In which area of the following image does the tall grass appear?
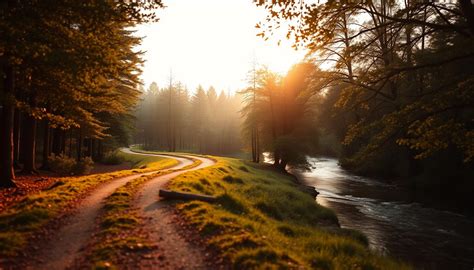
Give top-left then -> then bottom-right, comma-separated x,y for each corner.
169,157 -> 410,269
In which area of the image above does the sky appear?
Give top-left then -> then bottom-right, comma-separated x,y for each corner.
135,0 -> 306,94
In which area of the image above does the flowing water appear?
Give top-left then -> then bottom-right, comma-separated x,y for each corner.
292,157 -> 474,270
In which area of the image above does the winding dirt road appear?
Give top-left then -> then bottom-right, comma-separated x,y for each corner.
28,149 -> 215,270
133,153 -> 215,269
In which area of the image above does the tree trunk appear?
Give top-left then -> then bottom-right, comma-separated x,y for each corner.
86,138 -> 92,157
40,120 -> 50,170
0,62 -> 16,187
97,140 -> 103,160
273,150 -> 280,167
460,0 -> 474,35
278,158 -> 288,171
91,139 -> 96,160
61,129 -> 66,154
52,128 -> 62,155
255,127 -> 260,163
13,108 -> 21,169
68,130 -> 73,158
76,130 -> 83,161
251,129 -> 256,162
22,112 -> 38,174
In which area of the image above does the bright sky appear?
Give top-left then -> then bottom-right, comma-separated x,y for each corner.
135,0 -> 306,93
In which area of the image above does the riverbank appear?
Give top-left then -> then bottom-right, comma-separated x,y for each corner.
297,156 -> 474,269
1,151 -> 411,269
167,155 -> 409,269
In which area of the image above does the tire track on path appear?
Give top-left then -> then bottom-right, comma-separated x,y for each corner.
131,152 -> 217,269
31,149 -> 193,270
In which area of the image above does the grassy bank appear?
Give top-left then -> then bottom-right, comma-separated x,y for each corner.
116,150 -> 179,171
168,156 -> 410,269
131,145 -> 252,160
0,151 -> 175,258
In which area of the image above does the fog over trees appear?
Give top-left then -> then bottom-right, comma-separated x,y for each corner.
134,82 -> 243,155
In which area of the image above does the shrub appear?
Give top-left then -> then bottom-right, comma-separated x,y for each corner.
48,154 -> 94,175
48,154 -> 76,175
74,157 -> 94,175
101,151 -> 125,165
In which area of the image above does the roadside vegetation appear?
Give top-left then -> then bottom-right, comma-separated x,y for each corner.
84,153 -> 202,269
168,156 -> 410,269
86,173 -> 161,269
0,151 -> 175,257
116,150 -> 179,171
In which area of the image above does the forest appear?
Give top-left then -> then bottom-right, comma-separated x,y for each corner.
134,83 -> 242,154
254,0 -> 474,211
1,0 -> 473,269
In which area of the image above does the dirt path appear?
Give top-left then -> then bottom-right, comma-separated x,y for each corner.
30,150 -> 195,270
132,154 -> 216,269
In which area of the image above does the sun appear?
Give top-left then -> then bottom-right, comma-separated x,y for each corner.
135,0 -> 305,92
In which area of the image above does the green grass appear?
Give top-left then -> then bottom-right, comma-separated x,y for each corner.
128,146 -> 205,159
0,151 -> 176,257
87,155 -> 203,269
168,156 -> 410,269
117,150 -> 178,171
87,174 -> 160,269
131,144 -> 252,160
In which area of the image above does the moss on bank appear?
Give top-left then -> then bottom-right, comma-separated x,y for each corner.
168,156 -> 410,269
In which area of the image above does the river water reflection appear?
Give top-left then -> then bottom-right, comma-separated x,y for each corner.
291,157 -> 474,270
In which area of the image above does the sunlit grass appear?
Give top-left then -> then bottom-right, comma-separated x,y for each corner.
0,153 -> 175,257
116,150 -> 178,172
88,174 -> 160,269
168,156 -> 411,269
128,145 -> 206,158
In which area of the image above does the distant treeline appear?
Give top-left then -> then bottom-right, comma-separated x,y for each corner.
134,83 -> 242,155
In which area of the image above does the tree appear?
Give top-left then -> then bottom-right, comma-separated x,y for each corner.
134,82 -> 243,155
257,0 -> 474,170
241,63 -> 322,170
0,1 -> 164,186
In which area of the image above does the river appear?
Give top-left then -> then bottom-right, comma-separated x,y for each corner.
292,157 -> 474,270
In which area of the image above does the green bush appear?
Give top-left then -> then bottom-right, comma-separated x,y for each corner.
101,151 -> 125,165
48,154 -> 76,175
48,154 -> 94,175
74,157 -> 94,175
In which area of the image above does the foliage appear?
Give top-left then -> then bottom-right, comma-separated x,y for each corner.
47,154 -> 94,175
0,0 -> 165,186
101,151 -> 125,165
134,83 -> 243,154
74,157 -> 94,175
256,1 -> 474,182
168,156 -> 410,269
48,154 -> 77,175
241,63 -> 323,169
